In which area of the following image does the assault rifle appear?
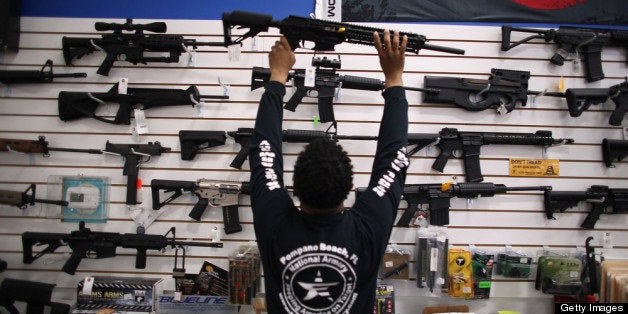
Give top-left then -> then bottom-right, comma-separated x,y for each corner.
179,130 -> 226,160
22,221 -> 223,275
0,278 -> 71,314
501,25 -> 628,82
251,57 -> 437,122
423,68 -> 564,114
602,138 -> 627,168
222,10 -> 465,55
565,78 -> 627,126
151,179 -> 250,234
356,182 -> 549,226
0,184 -> 68,209
227,124 -> 439,169
544,185 -> 628,229
0,136 -> 170,205
430,128 -> 574,182
58,83 -> 228,125
63,18 -> 224,76
0,59 -> 86,84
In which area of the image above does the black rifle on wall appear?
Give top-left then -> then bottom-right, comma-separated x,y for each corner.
58,83 -> 228,125
251,56 -> 438,123
0,136 -> 170,205
222,10 -> 465,55
22,221 -> 223,275
544,185 -> 628,229
62,19 -> 224,76
356,182 -> 550,226
501,25 -> 628,82
151,179 -> 250,234
564,78 -> 627,126
0,59 -> 86,84
227,124 -> 438,169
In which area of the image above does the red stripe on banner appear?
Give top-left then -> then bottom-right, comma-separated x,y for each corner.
512,0 -> 586,10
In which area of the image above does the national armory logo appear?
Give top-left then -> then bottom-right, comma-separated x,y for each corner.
280,252 -> 357,313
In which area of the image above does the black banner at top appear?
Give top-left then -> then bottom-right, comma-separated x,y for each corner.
341,0 -> 628,25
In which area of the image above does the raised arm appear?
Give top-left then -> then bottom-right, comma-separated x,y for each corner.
249,37 -> 296,232
354,30 -> 410,229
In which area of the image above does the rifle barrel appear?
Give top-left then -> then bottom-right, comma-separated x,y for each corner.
505,186 -> 552,192
173,240 -> 223,248
199,94 -> 230,99
48,147 -> 103,154
192,41 -> 226,47
335,134 -> 378,141
33,198 -> 69,206
527,90 -> 565,97
53,73 -> 88,78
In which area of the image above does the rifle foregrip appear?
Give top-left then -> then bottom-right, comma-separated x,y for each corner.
61,252 -> 83,275
223,205 -> 242,234
341,75 -> 385,91
581,204 -> 604,229
284,88 -> 308,112
500,25 -> 513,51
189,198 -> 209,221
283,129 -> 328,143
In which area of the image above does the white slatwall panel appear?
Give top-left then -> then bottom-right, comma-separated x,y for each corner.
0,17 -> 627,312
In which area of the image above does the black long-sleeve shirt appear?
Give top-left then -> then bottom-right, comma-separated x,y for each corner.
249,81 -> 409,313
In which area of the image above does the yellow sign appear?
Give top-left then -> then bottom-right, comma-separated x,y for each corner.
509,158 -> 560,177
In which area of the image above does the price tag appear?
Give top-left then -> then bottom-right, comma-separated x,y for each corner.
228,45 -> 241,62
509,158 -> 560,177
133,109 -> 149,135
82,277 -> 95,295
118,78 -> 128,94
304,66 -> 316,87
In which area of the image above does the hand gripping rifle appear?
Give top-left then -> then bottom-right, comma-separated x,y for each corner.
501,25 -> 628,82
151,179 -> 250,234
356,182 -> 550,227
251,56 -> 438,123
0,184 -> 68,209
0,136 -> 170,205
178,130 -> 227,161
544,185 -> 628,229
0,278 -> 71,314
0,59 -> 86,85
432,127 -> 574,182
22,221 -> 223,275
564,78 -> 627,126
58,83 -> 229,125
423,68 -> 565,114
602,138 -> 628,168
227,123 -> 439,169
222,10 -> 465,55
63,18 -> 224,76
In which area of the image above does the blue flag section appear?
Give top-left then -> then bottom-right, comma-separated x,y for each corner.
21,0 -> 313,20
341,0 -> 628,25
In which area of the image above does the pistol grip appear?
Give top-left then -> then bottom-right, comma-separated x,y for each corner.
61,252 -> 84,275
96,53 -> 116,76
581,203 -> 605,229
284,87 -> 308,112
189,198 -> 209,221
396,201 -> 419,227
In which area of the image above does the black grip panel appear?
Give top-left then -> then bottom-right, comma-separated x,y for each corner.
283,129 -> 329,143
135,249 -> 148,269
189,198 -> 209,221
61,252 -> 84,275
341,75 -> 384,91
583,45 -> 605,82
395,202 -> 419,227
500,25 -> 513,51
581,203 -> 605,229
223,205 -> 242,234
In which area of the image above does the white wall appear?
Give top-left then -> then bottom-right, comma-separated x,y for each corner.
0,17 -> 627,313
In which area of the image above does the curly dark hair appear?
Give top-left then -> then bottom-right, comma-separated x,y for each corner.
293,138 -> 354,212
